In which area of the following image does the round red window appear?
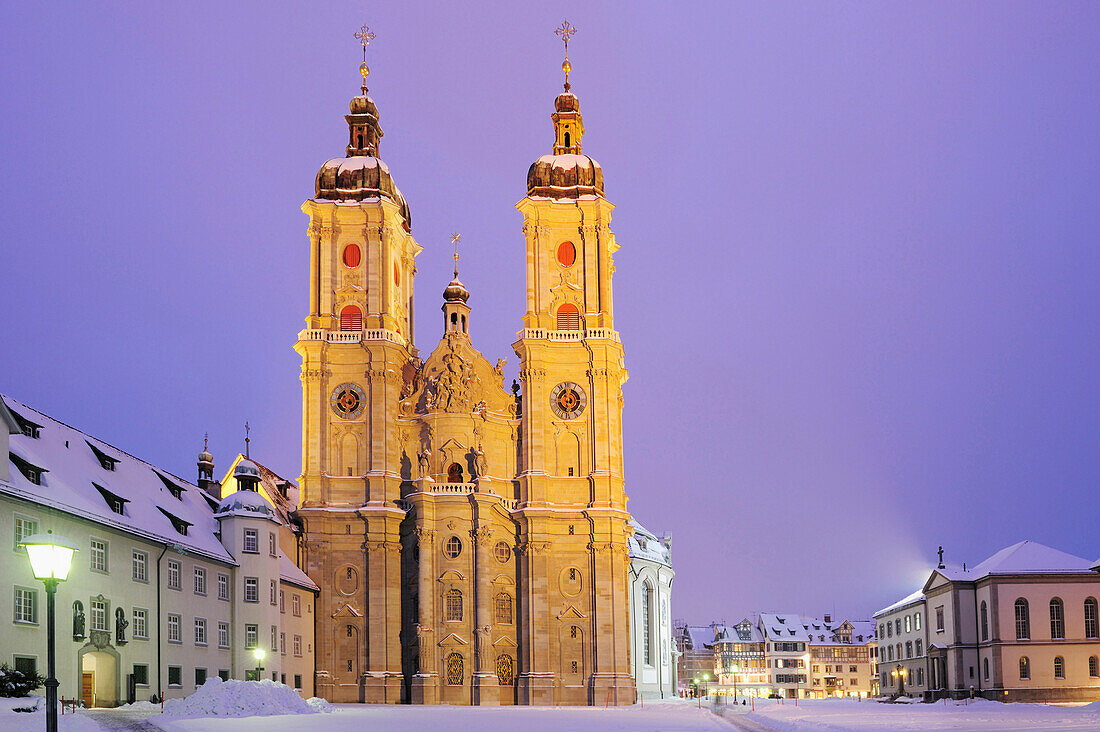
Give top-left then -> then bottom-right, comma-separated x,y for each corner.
557,241 -> 576,267
342,244 -> 361,268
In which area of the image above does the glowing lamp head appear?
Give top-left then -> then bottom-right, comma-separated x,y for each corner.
20,531 -> 77,581
703,673 -> 710,681
252,648 -> 266,662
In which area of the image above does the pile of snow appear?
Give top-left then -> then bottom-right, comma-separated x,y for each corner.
115,699 -> 162,711
0,696 -> 98,732
162,678 -> 332,718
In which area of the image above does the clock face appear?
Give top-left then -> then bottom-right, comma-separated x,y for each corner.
551,382 -> 587,420
330,382 -> 366,420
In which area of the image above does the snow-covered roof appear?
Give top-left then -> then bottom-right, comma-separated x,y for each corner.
2,394 -> 234,563
929,541 -> 1094,585
711,619 -> 764,645
756,613 -> 875,646
278,552 -> 319,592
759,613 -> 812,642
680,625 -> 718,650
875,588 -> 926,618
628,517 -> 671,567
215,488 -> 279,522
218,454 -> 300,525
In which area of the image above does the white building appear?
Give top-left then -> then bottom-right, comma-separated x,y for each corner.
2,394 -> 317,706
758,613 -> 811,698
627,519 -> 676,700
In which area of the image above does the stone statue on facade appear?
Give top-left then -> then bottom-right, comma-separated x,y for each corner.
72,600 -> 85,639
473,443 -> 488,478
115,607 -> 128,645
417,450 -> 431,479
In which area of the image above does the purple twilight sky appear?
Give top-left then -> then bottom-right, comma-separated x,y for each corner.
2,2 -> 1098,624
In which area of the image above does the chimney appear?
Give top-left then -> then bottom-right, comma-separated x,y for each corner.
824,614 -> 832,624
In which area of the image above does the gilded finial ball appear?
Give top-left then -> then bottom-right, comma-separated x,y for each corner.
360,62 -> 370,78
562,59 -> 572,75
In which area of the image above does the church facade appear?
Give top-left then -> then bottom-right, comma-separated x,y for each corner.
294,46 -> 637,705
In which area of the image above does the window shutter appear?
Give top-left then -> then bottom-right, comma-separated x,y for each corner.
556,304 -> 580,331
339,306 -> 362,331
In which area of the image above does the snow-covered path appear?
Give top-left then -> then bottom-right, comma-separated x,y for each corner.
84,710 -> 161,731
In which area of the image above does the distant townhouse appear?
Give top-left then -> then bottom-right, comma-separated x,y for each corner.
712,619 -> 768,699
674,621 -> 722,693
758,613 -> 810,698
2,394 -> 317,707
628,519 -> 677,700
806,617 -> 876,698
873,589 -> 929,697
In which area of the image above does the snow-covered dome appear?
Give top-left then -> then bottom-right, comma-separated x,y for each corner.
215,489 -> 276,521
233,458 -> 261,482
527,153 -> 604,199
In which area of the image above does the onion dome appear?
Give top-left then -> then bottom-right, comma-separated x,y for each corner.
215,488 -> 276,521
526,86 -> 604,199
314,87 -> 412,228
234,458 -> 261,483
443,276 -> 469,303
198,448 -> 213,467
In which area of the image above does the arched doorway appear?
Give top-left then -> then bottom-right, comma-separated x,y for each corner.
79,648 -> 119,707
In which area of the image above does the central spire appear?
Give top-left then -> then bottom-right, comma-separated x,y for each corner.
346,23 -> 383,157
552,20 -> 583,155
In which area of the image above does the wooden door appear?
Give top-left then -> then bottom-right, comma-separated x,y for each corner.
81,671 -> 95,708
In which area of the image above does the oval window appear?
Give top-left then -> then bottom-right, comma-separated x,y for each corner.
557,241 -> 576,267
342,244 -> 361,268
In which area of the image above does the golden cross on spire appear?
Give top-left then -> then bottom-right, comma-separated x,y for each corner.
555,20 -> 577,91
450,232 -> 462,278
203,432 -> 209,451
354,24 -> 376,93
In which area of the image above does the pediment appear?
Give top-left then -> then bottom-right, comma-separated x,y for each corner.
401,334 -> 515,416
331,603 -> 362,619
492,635 -> 517,648
491,573 -> 515,586
438,438 -> 467,452
438,632 -> 468,647
557,604 -> 586,620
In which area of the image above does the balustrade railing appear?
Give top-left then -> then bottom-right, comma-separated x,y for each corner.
300,328 -> 406,346
517,327 -> 620,343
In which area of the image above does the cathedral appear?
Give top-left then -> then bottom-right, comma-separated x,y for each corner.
294,27 -> 637,705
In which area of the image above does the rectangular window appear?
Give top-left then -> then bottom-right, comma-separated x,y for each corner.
217,573 -> 230,601
132,551 -> 147,582
91,599 -> 108,632
915,612 -> 922,631
269,532 -> 277,557
280,590 -> 285,613
168,666 -> 182,687
905,616 -> 911,633
280,632 -> 286,655
935,606 -> 945,632
90,538 -> 108,573
218,669 -> 230,681
167,560 -> 181,590
14,516 -> 38,550
271,625 -> 278,652
194,618 -> 207,645
270,580 -> 277,605
133,608 -> 148,639
218,621 -> 230,649
243,529 -> 259,554
245,624 -> 258,649
194,567 -> 207,595
292,594 -> 301,617
294,674 -> 302,689
195,668 -> 207,686
293,634 -> 302,657
244,577 -> 258,603
14,586 -> 37,624
13,656 -> 37,676
906,641 -> 912,659
915,639 -> 922,657
167,613 -> 181,643
133,664 -> 149,686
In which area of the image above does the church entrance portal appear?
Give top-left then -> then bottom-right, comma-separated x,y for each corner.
79,649 -> 119,707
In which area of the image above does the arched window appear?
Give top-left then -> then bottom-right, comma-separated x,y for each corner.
1054,656 -> 1064,679
342,244 -> 361,268
914,612 -> 921,631
1019,656 -> 1030,680
445,652 -> 463,685
642,583 -> 653,666
556,303 -> 580,331
1015,599 -> 1030,640
339,305 -> 362,331
444,588 -> 462,621
1090,656 -> 1099,678
496,654 -> 515,685
564,132 -> 571,148
980,601 -> 988,641
447,463 -> 463,483
905,615 -> 911,633
1050,598 -> 1065,639
356,133 -> 364,149
495,593 -> 512,625
983,658 -> 989,680
1085,598 -> 1098,639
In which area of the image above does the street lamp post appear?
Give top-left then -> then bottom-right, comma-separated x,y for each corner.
252,648 -> 266,681
20,531 -> 78,732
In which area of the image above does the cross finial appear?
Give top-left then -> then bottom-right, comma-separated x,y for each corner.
937,545 -> 945,569
451,232 -> 462,278
244,421 -> 251,459
555,20 -> 577,91
203,432 -> 208,451
354,24 -> 376,93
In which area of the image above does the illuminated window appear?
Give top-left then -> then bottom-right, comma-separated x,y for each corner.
445,589 -> 462,621
495,593 -> 512,624
447,463 -> 463,483
496,654 -> 514,685
1019,656 -> 1030,680
556,304 -> 580,331
339,305 -> 362,331
446,653 -> 464,685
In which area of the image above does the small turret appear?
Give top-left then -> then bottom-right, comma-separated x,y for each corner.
442,233 -> 471,336
197,434 -> 220,499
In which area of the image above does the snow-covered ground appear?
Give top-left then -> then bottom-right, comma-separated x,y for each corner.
151,699 -> 729,732
729,696 -> 1100,731
0,696 -> 99,732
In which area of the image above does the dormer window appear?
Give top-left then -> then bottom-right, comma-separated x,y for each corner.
10,453 -> 46,485
87,441 -> 119,471
10,410 -> 42,439
157,507 -> 191,536
93,482 -> 129,516
155,471 -> 185,500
